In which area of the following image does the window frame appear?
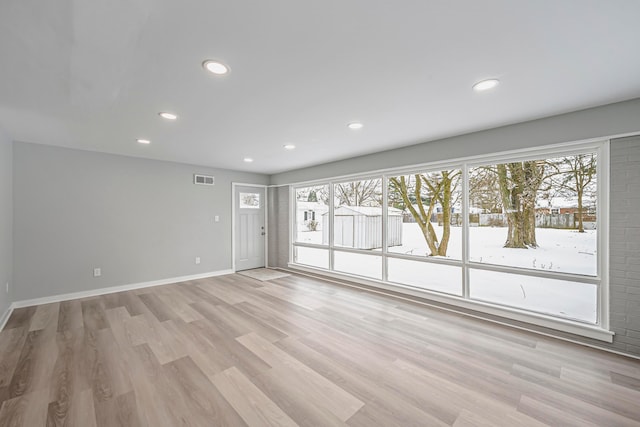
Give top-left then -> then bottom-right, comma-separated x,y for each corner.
288,139 -> 611,342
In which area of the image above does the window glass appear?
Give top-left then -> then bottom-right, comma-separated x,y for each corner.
294,246 -> 329,269
468,153 -> 597,276
333,179 -> 383,249
334,251 -> 382,280
387,170 -> 462,259
294,186 -> 328,244
469,269 -> 597,323
387,258 -> 462,296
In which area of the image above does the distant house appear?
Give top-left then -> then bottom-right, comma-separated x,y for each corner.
322,206 -> 403,249
296,201 -> 329,231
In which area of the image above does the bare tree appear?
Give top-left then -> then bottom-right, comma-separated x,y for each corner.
335,179 -> 381,206
389,170 -> 460,256
469,166 -> 503,213
547,154 -> 597,232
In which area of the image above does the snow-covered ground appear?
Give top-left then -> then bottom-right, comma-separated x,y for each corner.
295,223 -> 598,323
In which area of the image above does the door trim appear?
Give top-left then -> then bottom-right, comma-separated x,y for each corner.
231,182 -> 268,272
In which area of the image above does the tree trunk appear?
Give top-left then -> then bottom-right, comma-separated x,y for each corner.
437,172 -> 452,256
577,187 -> 584,232
497,164 -> 526,248
496,162 -> 541,248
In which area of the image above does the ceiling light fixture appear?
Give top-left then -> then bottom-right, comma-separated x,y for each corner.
136,139 -> 151,144
283,144 -> 296,150
203,60 -> 230,75
348,122 -> 363,130
472,79 -> 500,92
158,112 -> 178,120
243,157 -> 253,163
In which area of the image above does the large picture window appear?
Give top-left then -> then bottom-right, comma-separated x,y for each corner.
290,142 -> 607,338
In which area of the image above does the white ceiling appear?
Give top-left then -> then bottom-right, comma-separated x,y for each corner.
1,1 -> 639,174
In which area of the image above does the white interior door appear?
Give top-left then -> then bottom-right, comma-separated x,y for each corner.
234,185 -> 266,271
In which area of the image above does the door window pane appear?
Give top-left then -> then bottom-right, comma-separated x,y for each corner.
469,269 -> 597,323
294,186 -> 328,244
468,153 -> 597,276
239,192 -> 260,209
387,258 -> 462,295
388,170 -> 462,259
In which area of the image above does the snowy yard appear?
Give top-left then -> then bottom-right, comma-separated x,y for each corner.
295,223 -> 598,323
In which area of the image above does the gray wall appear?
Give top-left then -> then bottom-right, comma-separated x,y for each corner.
13,142 -> 268,301
0,130 -> 12,315
267,185 -> 290,268
271,98 -> 640,185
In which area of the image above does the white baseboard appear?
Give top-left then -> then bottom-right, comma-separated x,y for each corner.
0,269 -> 233,330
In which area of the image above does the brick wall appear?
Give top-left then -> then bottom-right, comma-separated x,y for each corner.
608,135 -> 640,355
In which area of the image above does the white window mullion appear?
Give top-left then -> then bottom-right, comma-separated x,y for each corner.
462,164 -> 470,299
382,175 -> 389,282
328,182 -> 335,271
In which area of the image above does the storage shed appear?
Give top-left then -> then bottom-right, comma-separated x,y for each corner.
322,206 -> 403,249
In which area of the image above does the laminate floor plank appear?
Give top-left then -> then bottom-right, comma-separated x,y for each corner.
212,366 -> 299,427
0,272 -> 639,426
4,307 -> 37,330
46,328 -> 83,426
94,391 -> 145,427
129,343 -> 193,427
67,388 -> 97,427
137,293 -> 178,322
234,301 -> 312,339
81,299 -> 109,331
162,356 -> 248,427
0,389 -> 48,427
57,300 -> 83,333
276,336 -> 453,427
8,328 -> 57,400
195,281 -> 248,305
178,282 -> 228,305
29,303 -> 59,332
237,332 -> 364,422
611,371 -> 640,391
136,313 -> 188,365
189,319 -> 272,378
0,326 -> 28,392
249,369 -> 349,427
156,293 -> 204,323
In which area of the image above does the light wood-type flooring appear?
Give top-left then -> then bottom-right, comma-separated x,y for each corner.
0,272 -> 639,426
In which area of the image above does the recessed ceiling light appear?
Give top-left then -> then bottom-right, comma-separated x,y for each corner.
472,79 -> 500,92
283,144 -> 296,150
136,139 -> 151,144
203,60 -> 230,75
158,112 -> 178,120
243,157 -> 253,163
348,122 -> 363,130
